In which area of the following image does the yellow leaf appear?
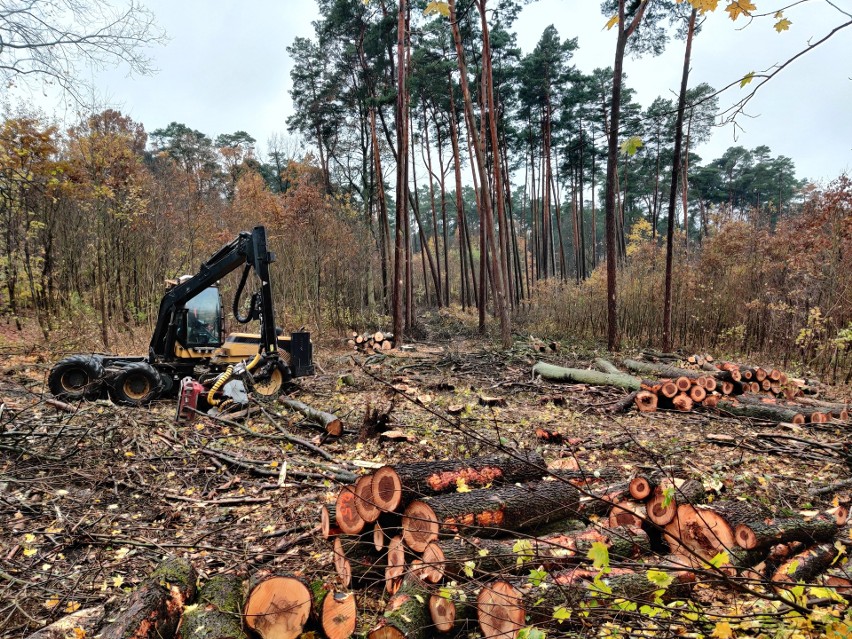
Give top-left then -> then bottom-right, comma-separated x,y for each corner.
739,71 -> 755,88
112,575 -> 124,588
45,597 -> 60,609
24,533 -> 36,543
605,14 -> 619,30
712,621 -> 735,638
72,628 -> 86,639
424,1 -> 450,17
23,547 -> 37,557
726,0 -> 756,20
262,525 -> 276,533
269,461 -> 279,468
774,18 -> 791,32
64,601 -> 81,613
114,547 -> 130,560
692,0 -> 720,12
456,477 -> 471,493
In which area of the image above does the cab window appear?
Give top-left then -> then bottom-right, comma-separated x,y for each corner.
183,287 -> 222,347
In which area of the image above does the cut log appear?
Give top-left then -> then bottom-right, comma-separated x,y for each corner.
321,505 -> 341,539
320,590 -> 357,639
100,557 -> 197,639
772,543 -> 840,586
180,574 -> 247,639
608,501 -> 645,528
477,581 -> 526,639
646,479 -> 705,526
373,331 -> 385,342
333,535 -> 384,589
25,607 -> 104,639
367,575 -> 432,639
703,393 -> 720,408
716,398 -> 805,424
533,362 -> 641,391
634,391 -> 658,413
576,481 -> 633,519
425,525 -> 649,581
385,535 -> 407,588
660,381 -> 679,398
735,513 -> 839,551
402,479 -> 580,552
593,358 -> 622,375
664,503 -> 754,562
353,474 -> 381,523
672,393 -> 694,412
280,399 -> 343,437
335,486 -> 365,535
689,385 -> 707,403
244,576 -> 312,639
702,377 -> 718,392
429,592 -> 474,634
629,468 -> 682,502
623,359 -> 707,381
371,451 -> 545,513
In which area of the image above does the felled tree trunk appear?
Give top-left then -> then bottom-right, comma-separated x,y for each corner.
280,399 -> 343,436
646,479 -> 705,526
402,479 -> 580,551
772,543 -> 841,587
735,513 -> 839,551
371,451 -> 545,512
244,576 -> 313,639
425,525 -> 649,580
100,558 -> 197,639
25,607 -> 105,639
179,575 -> 247,639
367,575 -> 432,639
533,362 -> 641,391
716,398 -> 804,424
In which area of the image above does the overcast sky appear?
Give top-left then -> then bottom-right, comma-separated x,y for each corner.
12,0 -> 852,183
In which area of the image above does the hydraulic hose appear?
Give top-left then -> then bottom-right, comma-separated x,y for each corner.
207,365 -> 234,407
207,353 -> 263,407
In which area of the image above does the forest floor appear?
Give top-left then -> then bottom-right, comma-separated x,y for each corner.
2,312 -> 851,638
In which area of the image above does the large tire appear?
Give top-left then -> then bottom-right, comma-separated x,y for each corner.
110,363 -> 163,406
48,355 -> 104,400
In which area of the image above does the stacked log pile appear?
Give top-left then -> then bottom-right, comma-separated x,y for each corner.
72,557 -> 356,639
347,331 -> 394,353
534,358 -> 849,425
320,454 -> 852,639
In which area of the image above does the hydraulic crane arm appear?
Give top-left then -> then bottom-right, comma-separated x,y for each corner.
148,226 -> 278,362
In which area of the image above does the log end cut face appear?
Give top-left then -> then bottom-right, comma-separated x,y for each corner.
336,486 -> 366,535
332,538 -> 352,589
354,474 -> 381,523
244,577 -> 312,639
385,535 -> 406,586
429,594 -> 456,632
420,542 -> 445,583
477,581 -> 524,639
402,501 -> 439,552
372,467 -> 402,512
321,591 -> 357,639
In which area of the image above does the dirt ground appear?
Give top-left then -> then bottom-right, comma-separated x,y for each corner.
2,322 -> 851,638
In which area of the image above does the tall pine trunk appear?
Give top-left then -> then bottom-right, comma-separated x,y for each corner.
663,8 -> 697,352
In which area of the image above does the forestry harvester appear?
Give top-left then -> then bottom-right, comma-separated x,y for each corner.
47,226 -> 314,409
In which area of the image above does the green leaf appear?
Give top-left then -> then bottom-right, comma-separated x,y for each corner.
786,559 -> 800,575
619,136 -> 644,157
661,485 -> 675,508
528,568 -> 547,587
462,560 -> 475,578
513,539 -> 534,565
517,627 -> 546,639
589,575 -> 612,596
587,541 -> 610,570
438,587 -> 453,600
740,71 -> 755,88
646,569 -> 674,589
708,551 -> 729,569
552,607 -> 571,623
